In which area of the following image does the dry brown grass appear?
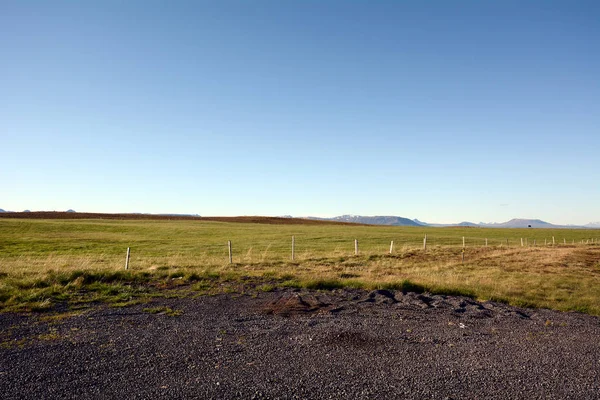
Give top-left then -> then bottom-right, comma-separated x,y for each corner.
2,245 -> 600,314
1,218 -> 599,314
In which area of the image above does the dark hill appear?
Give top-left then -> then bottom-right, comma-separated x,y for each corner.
328,215 -> 422,226
0,212 -> 357,226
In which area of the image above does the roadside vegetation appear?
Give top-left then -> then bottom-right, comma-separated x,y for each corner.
0,218 -> 599,315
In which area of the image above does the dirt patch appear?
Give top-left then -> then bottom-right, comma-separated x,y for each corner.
561,248 -> 600,268
265,293 -> 331,316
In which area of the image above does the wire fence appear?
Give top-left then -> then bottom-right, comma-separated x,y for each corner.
3,233 -> 598,270
118,235 -> 600,267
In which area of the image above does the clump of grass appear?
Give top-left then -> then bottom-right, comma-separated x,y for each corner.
28,300 -> 54,312
186,272 -> 202,282
0,270 -> 157,312
258,284 -> 276,292
143,306 -> 166,314
339,273 -> 361,279
191,280 -> 213,291
281,279 -> 302,288
345,279 -> 367,289
0,338 -> 27,349
143,306 -> 183,316
37,329 -> 61,341
302,279 -> 346,290
429,286 -> 476,298
39,310 -> 87,322
168,271 -> 185,279
379,280 -> 426,294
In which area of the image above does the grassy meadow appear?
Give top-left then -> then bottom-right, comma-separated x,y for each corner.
1,218 -> 599,315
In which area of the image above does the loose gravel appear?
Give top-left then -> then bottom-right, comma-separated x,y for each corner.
1,288 -> 599,399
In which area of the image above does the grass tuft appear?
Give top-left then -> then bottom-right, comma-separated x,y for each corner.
143,306 -> 183,316
302,279 -> 346,290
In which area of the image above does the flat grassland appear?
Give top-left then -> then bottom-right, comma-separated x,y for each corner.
1,216 -> 599,315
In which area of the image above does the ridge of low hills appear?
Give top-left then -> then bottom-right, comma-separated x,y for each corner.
1,210 -> 598,229
325,215 -> 422,227
482,218 -> 554,228
0,211 -> 357,226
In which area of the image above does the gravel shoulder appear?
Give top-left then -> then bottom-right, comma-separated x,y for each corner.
1,288 -> 599,399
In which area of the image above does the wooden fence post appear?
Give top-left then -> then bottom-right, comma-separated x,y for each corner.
292,236 -> 295,261
552,236 -> 555,245
462,237 -> 465,248
423,235 -> 427,251
521,238 -> 524,247
545,238 -> 547,246
389,240 -> 394,254
354,239 -> 358,256
125,247 -> 130,270
485,238 -> 488,247
228,241 -> 232,264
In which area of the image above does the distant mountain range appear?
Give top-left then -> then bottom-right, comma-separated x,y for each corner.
1,208 -> 598,229
326,215 -> 422,227
0,209 -> 201,217
477,219 -> 558,229
305,216 -> 599,229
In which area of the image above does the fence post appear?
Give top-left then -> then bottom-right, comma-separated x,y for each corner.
564,238 -> 566,245
485,238 -> 488,247
462,237 -> 465,248
228,241 -> 232,264
292,236 -> 295,261
552,236 -> 555,246
506,238 -> 509,247
125,247 -> 130,270
354,239 -> 358,256
423,235 -> 427,251
389,240 -> 394,254
533,239 -> 536,246
462,248 -> 465,264
545,238 -> 547,246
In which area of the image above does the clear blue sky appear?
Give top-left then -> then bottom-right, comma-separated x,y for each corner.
2,1 -> 599,224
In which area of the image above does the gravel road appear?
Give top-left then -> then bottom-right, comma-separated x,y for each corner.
1,288 -> 599,399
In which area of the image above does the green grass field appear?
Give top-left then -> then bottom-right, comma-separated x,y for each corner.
1,218 -> 599,314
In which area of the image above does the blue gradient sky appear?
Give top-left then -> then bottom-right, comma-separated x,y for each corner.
2,1 -> 599,224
